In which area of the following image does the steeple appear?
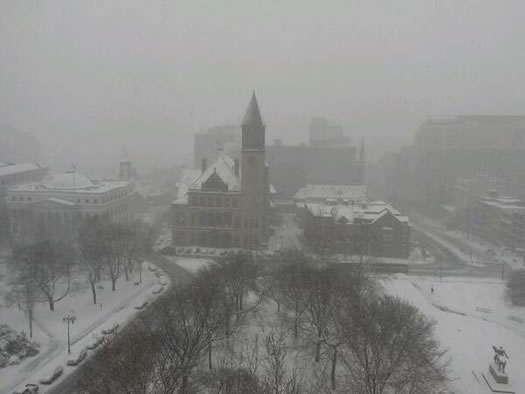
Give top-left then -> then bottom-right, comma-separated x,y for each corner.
242,91 -> 264,127
241,91 -> 265,150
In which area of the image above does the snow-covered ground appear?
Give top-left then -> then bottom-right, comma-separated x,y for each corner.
164,256 -> 215,274
0,261 -> 168,394
383,275 -> 525,394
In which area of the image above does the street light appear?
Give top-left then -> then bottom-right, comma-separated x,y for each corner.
63,310 -> 76,355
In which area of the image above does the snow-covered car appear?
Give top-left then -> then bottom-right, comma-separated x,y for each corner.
66,348 -> 88,366
12,383 -> 39,394
87,336 -> 104,350
148,265 -> 156,272
101,323 -> 119,335
39,366 -> 63,385
135,300 -> 149,310
152,286 -> 164,295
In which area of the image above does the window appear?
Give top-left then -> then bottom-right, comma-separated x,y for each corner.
208,196 -> 214,207
225,198 -> 230,208
217,196 -> 222,207
200,196 -> 205,206
85,199 -> 90,203
232,198 -> 238,208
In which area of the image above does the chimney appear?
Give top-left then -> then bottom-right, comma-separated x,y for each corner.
201,158 -> 207,174
234,158 -> 240,177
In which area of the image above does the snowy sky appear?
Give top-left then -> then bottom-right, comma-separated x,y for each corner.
1,0 -> 525,173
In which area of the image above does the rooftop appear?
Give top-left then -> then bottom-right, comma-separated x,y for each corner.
294,184 -> 367,202
303,201 -> 409,225
0,162 -> 45,177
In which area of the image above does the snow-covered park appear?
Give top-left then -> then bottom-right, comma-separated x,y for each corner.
383,275 -> 525,394
0,260 -> 168,393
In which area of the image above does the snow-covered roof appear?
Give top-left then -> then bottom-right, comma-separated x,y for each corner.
0,162 -> 44,177
174,168 -> 202,204
43,171 -> 93,190
189,154 -> 240,192
294,184 -> 367,202
303,201 -> 409,225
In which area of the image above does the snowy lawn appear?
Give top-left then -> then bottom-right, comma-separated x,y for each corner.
383,275 -> 525,394
164,256 -> 215,274
0,261 -> 167,394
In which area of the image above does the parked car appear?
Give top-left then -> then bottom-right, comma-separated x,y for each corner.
12,383 -> 39,394
152,286 -> 164,295
161,246 -> 175,256
66,348 -> 88,366
39,366 -> 63,385
102,323 -> 119,335
135,300 -> 149,310
87,336 -> 104,350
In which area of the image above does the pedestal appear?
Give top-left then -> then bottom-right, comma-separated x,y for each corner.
489,362 -> 508,384
480,363 -> 515,393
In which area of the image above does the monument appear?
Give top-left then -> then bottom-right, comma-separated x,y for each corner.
481,346 -> 515,393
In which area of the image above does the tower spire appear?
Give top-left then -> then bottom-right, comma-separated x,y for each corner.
242,91 -> 263,127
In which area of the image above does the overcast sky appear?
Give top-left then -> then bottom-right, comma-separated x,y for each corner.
1,0 -> 525,174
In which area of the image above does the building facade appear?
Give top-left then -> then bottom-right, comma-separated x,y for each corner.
265,142 -> 365,198
171,93 -> 270,250
469,191 -> 525,251
6,170 -> 137,244
297,200 -> 410,259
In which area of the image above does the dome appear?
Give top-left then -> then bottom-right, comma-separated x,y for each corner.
44,171 -> 93,190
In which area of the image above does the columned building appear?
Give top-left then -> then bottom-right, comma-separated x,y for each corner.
6,170 -> 136,244
171,92 -> 270,250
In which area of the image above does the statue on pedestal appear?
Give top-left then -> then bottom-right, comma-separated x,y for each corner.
492,345 -> 509,374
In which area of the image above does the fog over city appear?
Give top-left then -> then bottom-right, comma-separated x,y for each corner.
3,2 -> 525,394
2,1 -> 525,173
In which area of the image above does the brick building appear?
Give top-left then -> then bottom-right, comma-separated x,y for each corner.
171,92 -> 270,250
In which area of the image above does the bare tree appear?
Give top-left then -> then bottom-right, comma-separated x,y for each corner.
78,325 -> 160,394
261,323 -> 303,394
337,294 -> 449,394
11,241 -> 74,311
78,216 -> 108,305
6,272 -> 38,338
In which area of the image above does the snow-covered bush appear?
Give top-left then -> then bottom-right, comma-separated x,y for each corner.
0,324 -> 39,368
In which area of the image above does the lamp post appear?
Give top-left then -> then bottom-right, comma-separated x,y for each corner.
63,310 -> 76,355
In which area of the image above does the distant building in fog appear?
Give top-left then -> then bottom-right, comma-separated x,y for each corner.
266,139 -> 365,198
0,162 -> 49,248
309,116 -> 351,147
193,125 -> 240,169
294,184 -> 367,205
381,115 -> 525,209
470,191 -> 525,251
172,92 -> 271,250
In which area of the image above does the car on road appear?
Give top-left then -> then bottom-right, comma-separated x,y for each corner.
39,366 -> 64,385
152,286 -> 164,295
87,335 -> 104,350
135,300 -> 149,310
12,383 -> 39,394
67,348 -> 88,366
102,323 -> 119,335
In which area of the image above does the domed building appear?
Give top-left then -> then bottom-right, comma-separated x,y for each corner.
6,169 -> 137,244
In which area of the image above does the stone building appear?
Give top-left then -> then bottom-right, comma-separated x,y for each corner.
171,92 -> 270,250
6,170 -> 137,244
297,199 -> 410,259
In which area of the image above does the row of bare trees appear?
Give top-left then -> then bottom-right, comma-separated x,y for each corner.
266,251 -> 449,393
7,217 -> 153,338
78,251 -> 448,394
79,255 -> 264,393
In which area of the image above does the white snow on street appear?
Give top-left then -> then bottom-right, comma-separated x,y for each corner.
383,275 -> 525,394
